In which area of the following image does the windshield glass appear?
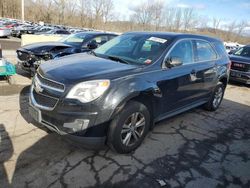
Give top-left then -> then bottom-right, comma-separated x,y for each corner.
234,46 -> 250,57
94,34 -> 169,65
61,33 -> 88,47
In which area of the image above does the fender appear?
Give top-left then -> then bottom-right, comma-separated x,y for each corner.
101,76 -> 163,121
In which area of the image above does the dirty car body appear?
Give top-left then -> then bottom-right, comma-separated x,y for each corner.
17,32 -> 118,76
29,32 -> 230,153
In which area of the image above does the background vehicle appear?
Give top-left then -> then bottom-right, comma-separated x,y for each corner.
0,26 -> 11,37
17,32 -> 118,76
38,29 -> 71,35
229,45 -> 250,84
11,25 -> 36,38
29,32 -> 230,153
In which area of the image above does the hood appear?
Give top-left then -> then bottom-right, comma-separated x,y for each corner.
229,55 -> 250,64
20,42 -> 73,54
39,53 -> 140,85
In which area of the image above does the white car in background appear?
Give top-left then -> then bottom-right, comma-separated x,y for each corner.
0,26 -> 11,37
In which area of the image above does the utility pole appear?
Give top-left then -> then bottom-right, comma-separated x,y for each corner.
21,0 -> 24,22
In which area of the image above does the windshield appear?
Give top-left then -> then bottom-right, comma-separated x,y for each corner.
233,46 -> 250,57
61,33 -> 88,47
94,34 -> 169,65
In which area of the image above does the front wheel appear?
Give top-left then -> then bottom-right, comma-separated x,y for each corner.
204,82 -> 225,111
108,101 -> 150,154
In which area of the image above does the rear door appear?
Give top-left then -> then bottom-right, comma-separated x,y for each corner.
193,39 -> 218,96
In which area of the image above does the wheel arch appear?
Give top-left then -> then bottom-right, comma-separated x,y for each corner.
110,91 -> 156,128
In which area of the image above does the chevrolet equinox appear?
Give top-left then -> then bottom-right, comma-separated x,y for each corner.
29,32 -> 230,153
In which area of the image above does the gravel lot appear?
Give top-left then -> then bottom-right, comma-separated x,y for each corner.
0,39 -> 250,188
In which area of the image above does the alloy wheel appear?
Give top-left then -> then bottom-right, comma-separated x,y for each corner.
213,87 -> 223,108
121,112 -> 146,147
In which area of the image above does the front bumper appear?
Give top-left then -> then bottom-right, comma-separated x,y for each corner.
229,69 -> 250,84
40,118 -> 106,148
29,85 -> 109,148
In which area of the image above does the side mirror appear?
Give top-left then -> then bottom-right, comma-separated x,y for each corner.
87,40 -> 98,50
165,56 -> 183,68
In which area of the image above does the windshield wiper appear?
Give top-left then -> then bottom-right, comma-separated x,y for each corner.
106,55 -> 130,64
89,51 -> 97,56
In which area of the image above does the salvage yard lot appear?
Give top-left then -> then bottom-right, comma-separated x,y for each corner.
0,39 -> 250,188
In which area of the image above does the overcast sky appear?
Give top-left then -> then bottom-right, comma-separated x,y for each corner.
113,0 -> 250,24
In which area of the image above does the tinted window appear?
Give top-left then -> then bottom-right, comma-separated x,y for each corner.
234,46 -> 250,57
195,40 -> 217,61
167,40 -> 194,64
213,41 -> 227,57
61,33 -> 87,47
108,35 -> 117,40
92,35 -> 109,45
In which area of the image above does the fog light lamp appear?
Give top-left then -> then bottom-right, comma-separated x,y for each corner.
63,119 -> 89,132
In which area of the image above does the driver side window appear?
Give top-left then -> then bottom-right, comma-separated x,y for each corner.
167,40 -> 194,65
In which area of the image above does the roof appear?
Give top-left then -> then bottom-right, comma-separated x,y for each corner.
76,31 -> 118,36
124,31 -> 221,42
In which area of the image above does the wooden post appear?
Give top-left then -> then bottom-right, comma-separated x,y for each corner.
21,0 -> 25,22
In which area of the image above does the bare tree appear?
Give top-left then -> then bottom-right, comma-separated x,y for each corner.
79,0 -> 92,27
130,0 -> 155,30
151,0 -> 164,31
212,17 -> 221,33
173,8 -> 182,31
53,0 -> 66,24
182,8 -> 196,31
225,21 -> 237,41
102,0 -> 114,24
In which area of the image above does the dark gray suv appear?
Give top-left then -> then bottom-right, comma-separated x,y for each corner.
29,32 -> 230,153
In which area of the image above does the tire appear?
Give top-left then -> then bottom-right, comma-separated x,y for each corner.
108,101 -> 150,154
204,82 -> 225,111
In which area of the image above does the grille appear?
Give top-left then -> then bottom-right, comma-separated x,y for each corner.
33,90 -> 58,108
37,73 -> 65,91
17,50 -> 30,61
231,61 -> 250,72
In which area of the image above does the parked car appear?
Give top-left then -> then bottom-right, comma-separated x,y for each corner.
38,29 -> 71,35
29,32 -> 230,153
11,24 -> 38,38
17,32 -> 118,76
229,45 -> 250,84
0,26 -> 11,37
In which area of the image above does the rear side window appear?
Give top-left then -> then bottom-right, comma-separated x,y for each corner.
194,40 -> 217,62
108,35 -> 117,40
213,41 -> 227,57
93,35 -> 109,45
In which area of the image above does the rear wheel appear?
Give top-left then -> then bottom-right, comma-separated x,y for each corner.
108,101 -> 150,154
204,82 -> 225,111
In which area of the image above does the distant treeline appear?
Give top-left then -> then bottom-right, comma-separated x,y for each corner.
1,0 -> 249,44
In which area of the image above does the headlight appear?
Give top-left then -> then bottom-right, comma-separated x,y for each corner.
66,80 -> 110,103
